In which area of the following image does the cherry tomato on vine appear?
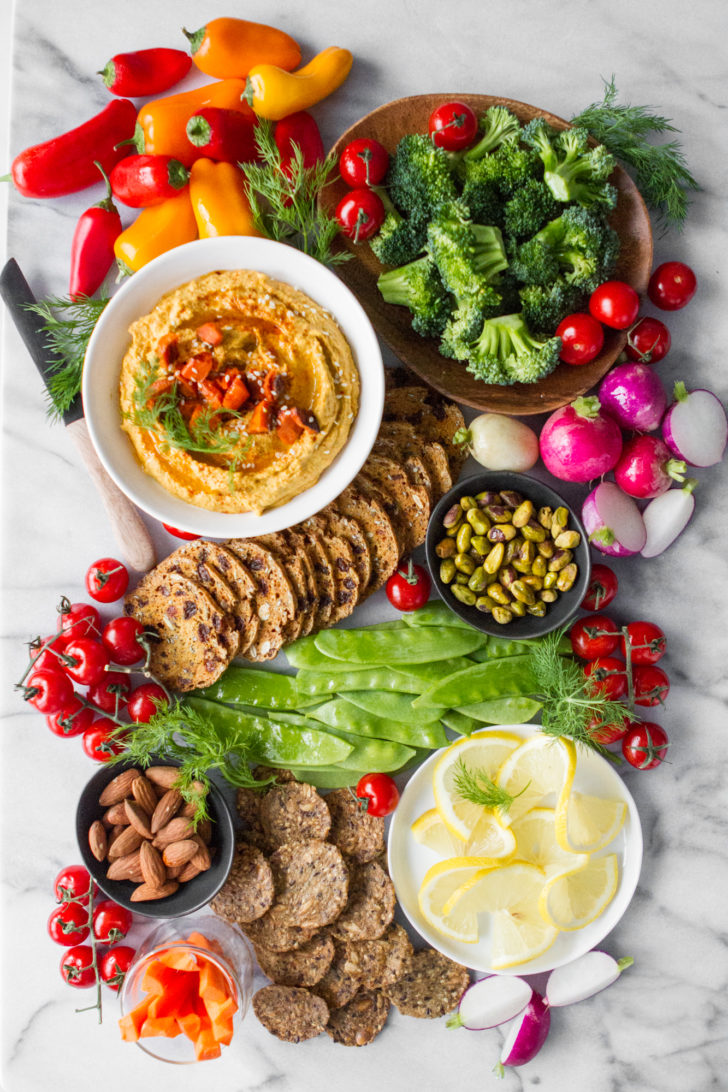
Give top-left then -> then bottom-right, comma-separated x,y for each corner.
60,945 -> 96,988
622,722 -> 669,770
335,187 -> 385,242
569,614 -> 620,660
24,668 -> 74,714
633,664 -> 670,707
587,711 -> 634,746
356,772 -> 399,817
87,671 -> 131,714
385,561 -> 431,612
63,638 -> 111,687
82,718 -> 126,762
54,864 -> 93,904
339,137 -> 389,188
47,902 -> 90,946
556,312 -> 604,365
620,620 -> 666,664
625,316 -> 671,363
30,634 -> 70,672
46,695 -> 94,738
126,682 -> 168,723
93,899 -> 132,945
428,101 -> 478,151
101,616 -> 147,665
85,557 -> 130,603
162,523 -> 201,540
589,280 -> 640,330
99,946 -> 136,991
583,656 -> 627,701
57,601 -> 101,640
581,564 -> 618,612
647,261 -> 696,311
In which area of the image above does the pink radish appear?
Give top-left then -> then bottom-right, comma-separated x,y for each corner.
662,381 -> 727,467
641,478 -> 698,557
614,435 -> 686,499
539,397 -> 623,483
582,482 -> 647,556
447,975 -> 532,1030
494,991 -> 550,1075
546,951 -> 634,1007
598,362 -> 667,431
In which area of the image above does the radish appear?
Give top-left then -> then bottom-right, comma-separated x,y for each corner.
453,414 -> 539,472
598,361 -> 667,432
662,381 -> 727,467
494,991 -> 550,1075
582,481 -> 647,556
539,397 -> 623,483
546,951 -> 634,1007
614,435 -> 687,499
446,975 -> 533,1030
641,478 -> 698,557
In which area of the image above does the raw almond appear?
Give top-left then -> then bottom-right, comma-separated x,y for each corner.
107,825 -> 144,860
124,799 -> 153,839
152,816 -> 194,849
131,776 -> 158,816
165,864 -> 185,880
144,766 -> 183,790
108,824 -> 128,849
88,820 -> 107,862
163,839 -> 199,868
196,818 -> 212,845
107,850 -> 143,882
190,836 -> 211,872
150,788 -> 183,834
103,802 -> 130,826
139,841 -> 167,888
179,799 -> 200,819
98,768 -> 141,807
177,860 -> 202,883
130,881 -> 180,902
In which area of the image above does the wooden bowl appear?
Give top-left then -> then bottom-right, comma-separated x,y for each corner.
321,93 -> 653,415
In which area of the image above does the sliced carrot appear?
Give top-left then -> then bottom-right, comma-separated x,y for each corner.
210,1014 -> 234,1046
199,958 -> 230,1005
194,1025 -> 222,1062
148,976 -> 199,1020
141,960 -> 188,996
186,932 -> 213,951
118,997 -> 151,1042
177,1010 -> 203,1042
204,995 -> 237,1023
139,1015 -> 181,1038
158,948 -> 200,973
196,323 -> 224,347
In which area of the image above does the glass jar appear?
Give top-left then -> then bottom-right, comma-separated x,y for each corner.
119,913 -> 254,1063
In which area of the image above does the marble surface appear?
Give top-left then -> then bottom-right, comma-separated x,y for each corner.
2,1 -> 728,1089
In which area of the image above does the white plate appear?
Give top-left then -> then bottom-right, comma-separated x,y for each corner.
388,725 -> 643,975
82,236 -> 384,537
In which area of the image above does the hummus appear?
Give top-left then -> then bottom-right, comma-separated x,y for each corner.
119,269 -> 360,514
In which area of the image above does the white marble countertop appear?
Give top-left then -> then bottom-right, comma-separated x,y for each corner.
2,1 -> 728,1089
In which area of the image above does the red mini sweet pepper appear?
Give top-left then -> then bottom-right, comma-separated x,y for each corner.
99,48 -> 192,97
274,111 -> 325,175
110,154 -> 190,208
69,163 -> 122,300
186,108 -> 259,164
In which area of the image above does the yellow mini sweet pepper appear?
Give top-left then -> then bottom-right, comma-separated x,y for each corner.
244,47 -> 353,121
189,159 -> 263,239
114,189 -> 198,273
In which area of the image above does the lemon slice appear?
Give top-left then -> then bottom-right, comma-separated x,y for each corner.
496,735 -> 577,825
412,807 -> 516,861
418,857 -> 501,943
432,732 -> 523,840
510,808 -> 589,876
538,854 -> 619,930
411,808 -> 465,856
458,862 -> 558,969
555,791 -> 627,853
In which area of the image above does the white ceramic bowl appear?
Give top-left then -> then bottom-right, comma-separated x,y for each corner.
388,725 -> 643,975
82,236 -> 384,537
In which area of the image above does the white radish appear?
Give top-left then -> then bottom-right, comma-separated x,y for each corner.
641,479 -> 698,557
447,975 -> 532,1030
581,481 -> 647,557
662,382 -> 727,467
546,951 -> 634,1007
453,414 -> 539,471
495,991 -> 550,1074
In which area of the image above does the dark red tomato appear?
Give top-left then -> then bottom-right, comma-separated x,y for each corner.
335,187 -> 385,242
87,671 -> 131,714
60,945 -> 96,988
99,945 -> 136,991
583,656 -> 627,701
46,695 -> 94,738
82,718 -> 126,762
48,902 -> 90,946
625,316 -> 671,363
126,682 -> 168,723
569,614 -> 620,660
386,561 -> 432,612
647,261 -> 697,311
85,557 -> 130,603
556,312 -> 604,365
356,772 -> 399,817
102,616 -> 147,665
428,101 -> 479,151
633,664 -> 670,707
57,601 -> 102,640
30,633 -> 70,672
339,137 -> 389,188
63,638 -> 111,687
24,668 -> 74,713
589,281 -> 640,330
587,711 -> 633,746
622,721 -> 669,770
620,620 -> 666,665
581,564 -> 618,612
54,864 -> 93,904
162,523 -> 201,540
93,899 -> 132,945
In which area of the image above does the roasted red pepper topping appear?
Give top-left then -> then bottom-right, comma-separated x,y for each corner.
247,401 -> 274,433
195,322 -> 224,346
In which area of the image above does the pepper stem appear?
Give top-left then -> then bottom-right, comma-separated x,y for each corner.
182,25 -> 206,55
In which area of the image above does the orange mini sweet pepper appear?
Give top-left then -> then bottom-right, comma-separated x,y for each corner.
114,189 -> 197,273
244,47 -> 353,121
134,79 -> 254,165
184,17 -> 301,79
189,159 -> 263,239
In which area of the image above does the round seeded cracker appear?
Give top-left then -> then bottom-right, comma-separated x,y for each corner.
311,939 -> 362,1009
330,860 -> 395,942
270,840 -> 349,930
253,985 -> 329,1043
326,989 -> 390,1047
254,933 -> 335,988
210,842 -> 274,924
342,924 -> 413,990
325,788 -> 385,863
383,948 -> 470,1019
260,782 -> 331,846
241,903 -> 316,952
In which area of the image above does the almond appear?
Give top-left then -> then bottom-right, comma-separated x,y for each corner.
162,839 -> 199,868
103,802 -> 130,826
165,864 -> 185,880
98,768 -> 141,807
108,824 -> 128,848
107,825 -> 143,860
152,816 -> 194,849
139,841 -> 167,888
131,776 -> 158,816
144,766 -> 183,790
177,860 -> 202,883
107,850 -> 143,882
88,820 -> 107,862
189,835 -> 212,872
179,799 -> 200,819
124,799 -> 153,839
130,881 -> 180,902
196,818 -> 212,845
150,788 -> 183,834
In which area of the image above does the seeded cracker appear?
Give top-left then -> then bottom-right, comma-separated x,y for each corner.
210,842 -> 274,923
253,985 -> 329,1043
326,989 -> 390,1047
270,840 -> 349,929
241,902 -> 316,952
383,949 -> 470,1019
330,860 -> 395,942
343,924 -> 414,990
254,932 -> 335,988
311,939 -> 362,1009
326,788 -> 385,863
260,782 -> 332,846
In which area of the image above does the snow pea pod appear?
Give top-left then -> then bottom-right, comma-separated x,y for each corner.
456,696 -> 543,724
295,667 -> 423,698
402,601 -> 473,628
344,689 -> 443,725
470,633 -> 571,661
194,665 -> 319,709
412,656 -> 537,709
314,625 -> 487,665
285,635 -> 369,672
309,725 -> 414,773
440,711 -> 478,736
394,657 -> 476,685
306,698 -> 448,749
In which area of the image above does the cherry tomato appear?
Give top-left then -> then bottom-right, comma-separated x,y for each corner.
587,711 -> 634,746
589,280 -> 640,330
63,638 -> 111,687
428,101 -> 479,151
82,718 -> 126,762
29,633 -> 70,672
126,682 -> 168,723
581,564 -> 618,612
54,864 -> 93,904
647,261 -> 696,311
625,316 -> 671,363
556,312 -> 604,365
99,945 -> 136,991
633,664 -> 670,707
46,695 -> 94,738
335,187 -> 385,242
162,523 -> 201,540
356,772 -> 399,817
85,557 -> 130,603
57,601 -> 102,640
93,899 -> 132,945
48,902 -> 90,946
87,671 -> 131,714
569,614 -> 620,660
583,656 -> 627,701
622,722 -> 669,770
24,668 -> 74,714
386,561 -> 432,612
620,620 -> 666,665
339,137 -> 389,188
60,945 -> 96,988
101,616 -> 147,665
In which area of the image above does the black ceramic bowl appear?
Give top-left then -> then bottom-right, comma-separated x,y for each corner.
76,759 -> 236,919
425,471 -> 591,639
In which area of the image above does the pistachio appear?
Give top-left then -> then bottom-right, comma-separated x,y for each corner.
556,563 -> 578,591
548,548 -> 573,573
440,559 -> 456,584
471,534 -> 490,556
488,583 -> 512,606
460,495 -> 478,511
443,503 -> 462,528
527,601 -> 547,617
511,580 -> 536,606
468,566 -> 489,592
499,490 -> 523,509
436,537 -> 456,558
484,504 -> 513,523
555,530 -> 581,550
487,523 -> 518,543
466,509 -> 490,535
512,499 -> 534,528
538,506 -> 554,529
475,595 -> 496,613
522,519 -> 547,543
510,600 -> 527,617
492,606 -> 514,625
540,589 -> 559,603
484,542 -> 505,574
456,523 -> 473,553
452,584 -> 477,606
455,553 -> 476,575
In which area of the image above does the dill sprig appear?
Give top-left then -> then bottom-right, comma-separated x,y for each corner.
571,76 -> 699,230
453,757 -> 517,813
25,294 -> 110,420
242,120 -> 352,267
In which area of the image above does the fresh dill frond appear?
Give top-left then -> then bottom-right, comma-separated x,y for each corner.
453,757 -> 517,812
25,294 -> 110,420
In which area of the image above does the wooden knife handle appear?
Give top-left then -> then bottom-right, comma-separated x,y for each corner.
66,418 -> 156,572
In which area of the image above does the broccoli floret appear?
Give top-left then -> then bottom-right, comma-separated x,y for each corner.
387,133 -> 459,222
522,119 -> 617,208
511,206 -> 619,292
377,256 -> 453,338
461,160 -> 505,227
370,210 -> 427,266
466,313 -> 562,385
479,142 -> 542,196
439,290 -> 504,360
426,202 -> 508,298
519,279 -> 586,335
463,106 -> 522,161
503,179 -> 561,240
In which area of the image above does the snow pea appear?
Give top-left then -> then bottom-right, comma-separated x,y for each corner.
306,698 -> 448,749
470,632 -> 571,661
440,711 -> 478,737
310,724 -> 414,773
295,667 -> 423,698
284,635 -> 368,672
314,625 -> 487,665
344,689 -> 443,725
394,657 -> 476,685
194,665 -> 319,709
402,601 -> 473,628
412,656 -> 537,709
455,696 -> 543,724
